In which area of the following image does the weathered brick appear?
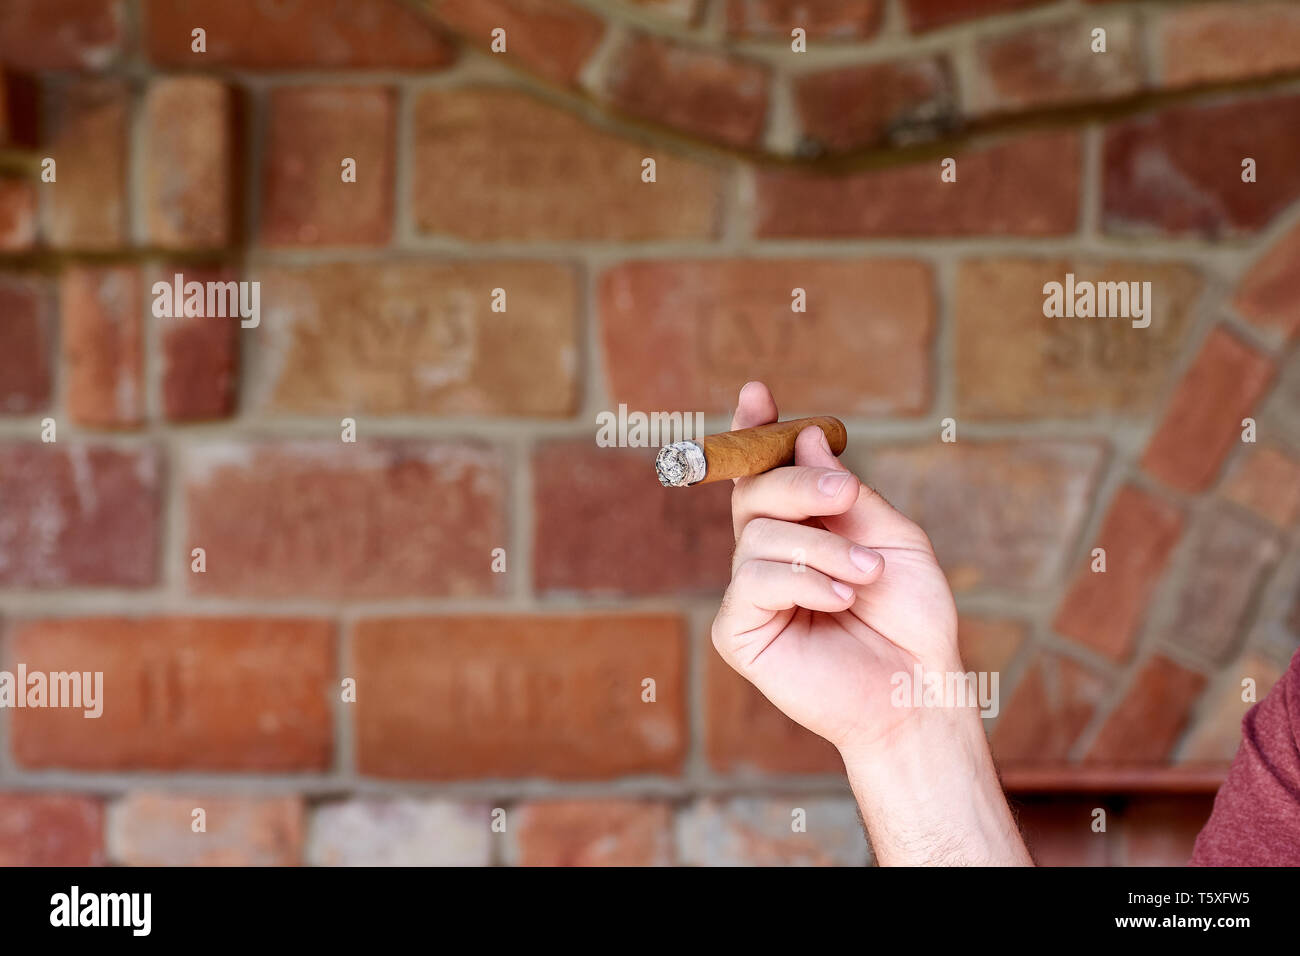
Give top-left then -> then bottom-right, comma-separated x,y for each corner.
0,0 -> 123,70
1085,656 -> 1208,763
970,15 -> 1142,114
308,799 -> 491,866
599,259 -> 934,416
184,441 -> 505,599
0,445 -> 160,587
794,57 -> 953,153
707,636 -> 843,773
1141,325 -> 1276,493
533,442 -> 733,596
991,653 -> 1108,763
0,274 -> 53,413
0,794 -> 105,866
510,800 -> 673,866
1120,797 -> 1214,866
1181,652 -> 1283,761
1052,485 -> 1184,662
1013,799 -> 1108,866
1221,446 -> 1300,527
432,0 -> 603,85
758,130 -> 1080,237
1234,218 -> 1300,341
260,86 -> 395,247
866,441 -> 1105,591
601,34 -> 769,149
1159,2 -> 1300,89
412,87 -> 721,240
9,617 -> 334,771
252,261 -> 577,416
158,267 -> 240,422
1160,506 -> 1281,663
108,794 -> 303,866
955,259 -> 1201,419
62,265 -> 144,427
143,77 -> 236,249
677,797 -> 867,866
904,0 -> 1049,33
958,615 -> 1026,675
353,615 -> 686,779
143,0 -> 455,69
43,78 -> 128,249
0,177 -> 36,250
631,0 -> 700,23
1103,94 -> 1300,237
727,0 -> 883,39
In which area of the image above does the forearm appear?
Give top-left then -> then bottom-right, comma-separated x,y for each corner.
839,709 -> 1032,866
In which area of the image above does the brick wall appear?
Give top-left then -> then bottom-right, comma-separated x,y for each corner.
0,0 -> 1297,866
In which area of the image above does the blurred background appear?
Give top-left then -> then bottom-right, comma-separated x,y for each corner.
0,0 -> 1298,865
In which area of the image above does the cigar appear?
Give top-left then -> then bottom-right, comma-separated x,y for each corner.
655,416 -> 847,487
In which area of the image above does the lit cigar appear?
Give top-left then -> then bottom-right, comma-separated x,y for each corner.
656,416 -> 848,487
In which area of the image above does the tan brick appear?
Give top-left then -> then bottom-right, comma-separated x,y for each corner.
352,616 -> 687,779
184,441 -> 506,599
0,794 -> 105,866
108,794 -> 303,866
1085,656 -> 1208,764
9,618 -> 334,771
1221,445 -> 1300,527
677,797 -> 868,866
308,799 -> 491,866
1159,2 -> 1300,89
1181,652 -> 1283,762
958,615 -> 1027,675
412,87 -> 721,241
432,0 -> 603,85
599,258 -> 935,415
62,265 -> 143,428
252,261 -> 577,416
511,800 -> 673,866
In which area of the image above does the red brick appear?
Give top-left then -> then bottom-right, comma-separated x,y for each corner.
866,441 -> 1105,591
251,261 -> 577,416
727,0 -> 883,39
991,654 -> 1108,764
678,797 -> 867,866
1221,445 -> 1300,527
758,130 -> 1080,237
958,616 -> 1026,675
308,799 -> 491,865
955,259 -> 1201,419
1120,796 -> 1214,866
0,794 -> 105,866
352,615 -> 686,779
1182,652 -> 1282,761
1013,799 -> 1109,866
1141,326 -> 1276,493
143,77 -> 236,249
158,267 -> 240,422
1085,656 -> 1208,763
512,800 -> 673,866
971,15 -> 1142,115
1234,218 -> 1300,341
599,258 -> 934,416
184,441 -> 505,599
794,57 -> 954,154
259,86 -> 395,247
0,444 -> 160,587
43,78 -> 128,249
1103,94 -> 1300,237
0,177 -> 36,250
143,0 -> 455,69
602,34 -> 769,149
62,265 -> 144,427
1053,485 -> 1184,662
1159,2 -> 1300,89
0,274 -> 53,413
9,617 -> 334,771
432,0 -> 603,86
0,0 -> 124,70
1161,506 -> 1280,663
108,794 -> 303,866
904,0 -> 1048,33
533,441 -> 733,596
412,87 -> 721,240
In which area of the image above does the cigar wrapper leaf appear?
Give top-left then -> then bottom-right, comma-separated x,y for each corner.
655,416 -> 848,487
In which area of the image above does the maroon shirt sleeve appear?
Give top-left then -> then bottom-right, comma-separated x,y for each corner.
1190,647 -> 1300,866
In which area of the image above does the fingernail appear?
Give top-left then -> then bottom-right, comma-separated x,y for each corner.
831,580 -> 855,601
850,546 -> 882,573
818,471 -> 850,496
